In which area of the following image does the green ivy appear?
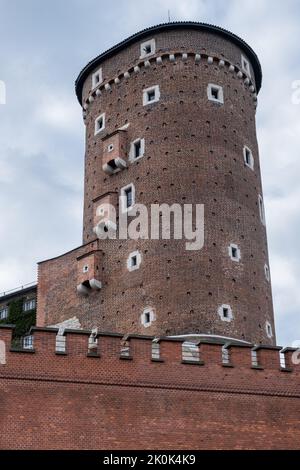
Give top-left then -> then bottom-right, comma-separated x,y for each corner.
0,298 -> 36,339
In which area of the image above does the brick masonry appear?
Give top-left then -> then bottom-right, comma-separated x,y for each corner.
0,326 -> 299,450
37,25 -> 275,345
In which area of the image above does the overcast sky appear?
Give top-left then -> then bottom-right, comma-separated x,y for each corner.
0,0 -> 299,346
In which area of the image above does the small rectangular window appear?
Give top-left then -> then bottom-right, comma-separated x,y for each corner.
92,68 -> 102,89
231,247 -> 238,259
258,195 -> 266,225
241,55 -> 251,77
94,113 -> 105,135
145,312 -> 151,324
131,255 -> 137,267
125,187 -> 133,208
130,138 -> 145,161
140,39 -> 156,59
0,307 -> 8,320
243,146 -> 254,170
207,84 -> 224,104
23,335 -> 34,350
23,299 -> 36,312
223,308 -> 229,318
143,85 -> 160,106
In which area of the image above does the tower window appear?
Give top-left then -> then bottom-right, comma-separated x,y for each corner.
218,304 -> 233,322
228,243 -> 241,262
129,138 -> 145,161
207,84 -> 224,104
127,250 -> 142,271
243,146 -> 254,170
0,307 -> 8,320
140,39 -> 156,58
258,195 -> 266,225
241,55 -> 251,77
266,321 -> 273,338
121,183 -> 135,212
83,265 -> 89,273
92,67 -> 103,89
94,113 -> 105,135
141,307 -> 155,327
108,143 -> 114,152
264,263 -> 270,282
143,85 -> 160,106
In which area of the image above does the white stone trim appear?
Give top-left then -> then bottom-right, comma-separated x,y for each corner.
127,250 -> 142,272
217,304 -> 233,322
258,194 -> 266,225
241,54 -> 251,77
207,83 -> 224,104
243,145 -> 254,170
92,67 -> 103,89
129,138 -> 145,162
120,183 -> 135,213
264,263 -> 270,282
141,307 -> 155,327
265,321 -> 273,338
94,113 -> 105,135
228,243 -> 241,262
143,85 -> 160,106
140,39 -> 156,59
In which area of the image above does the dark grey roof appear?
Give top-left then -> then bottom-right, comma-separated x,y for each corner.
75,21 -> 262,105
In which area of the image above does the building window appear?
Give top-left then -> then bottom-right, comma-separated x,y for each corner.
107,143 -> 114,152
23,299 -> 36,312
258,195 -> 266,225
141,307 -> 155,327
129,138 -> 145,161
218,304 -> 233,322
127,250 -> 142,272
228,243 -> 241,262
83,265 -> 89,273
92,67 -> 103,89
241,55 -> 251,77
94,113 -> 105,135
140,39 -> 156,58
121,183 -> 135,212
266,321 -> 273,339
243,146 -> 254,170
143,85 -> 160,106
0,307 -> 8,320
23,335 -> 34,350
264,263 -> 270,282
207,84 -> 224,104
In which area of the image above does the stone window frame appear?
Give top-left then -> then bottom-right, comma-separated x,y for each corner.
140,38 -> 156,59
141,307 -> 155,327
127,250 -> 142,272
129,138 -> 145,162
258,194 -> 266,225
264,263 -> 270,282
228,243 -> 241,262
266,321 -> 273,339
243,145 -> 254,170
143,85 -> 160,106
120,183 -> 135,213
94,113 -> 105,135
92,67 -> 103,89
241,54 -> 251,77
217,304 -> 233,322
207,83 -> 224,104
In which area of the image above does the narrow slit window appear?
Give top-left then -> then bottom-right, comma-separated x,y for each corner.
258,195 -> 266,225
130,138 -> 145,161
92,68 -> 103,89
243,146 -> 254,170
121,184 -> 135,212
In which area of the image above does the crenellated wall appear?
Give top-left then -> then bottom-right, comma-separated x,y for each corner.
0,325 -> 299,450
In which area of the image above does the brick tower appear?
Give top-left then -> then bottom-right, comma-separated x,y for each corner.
37,22 -> 276,345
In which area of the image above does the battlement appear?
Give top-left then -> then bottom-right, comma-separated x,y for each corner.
1,326 -> 299,398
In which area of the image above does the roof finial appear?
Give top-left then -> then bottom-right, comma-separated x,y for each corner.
168,10 -> 171,22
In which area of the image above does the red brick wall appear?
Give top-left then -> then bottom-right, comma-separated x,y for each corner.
0,327 -> 299,450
